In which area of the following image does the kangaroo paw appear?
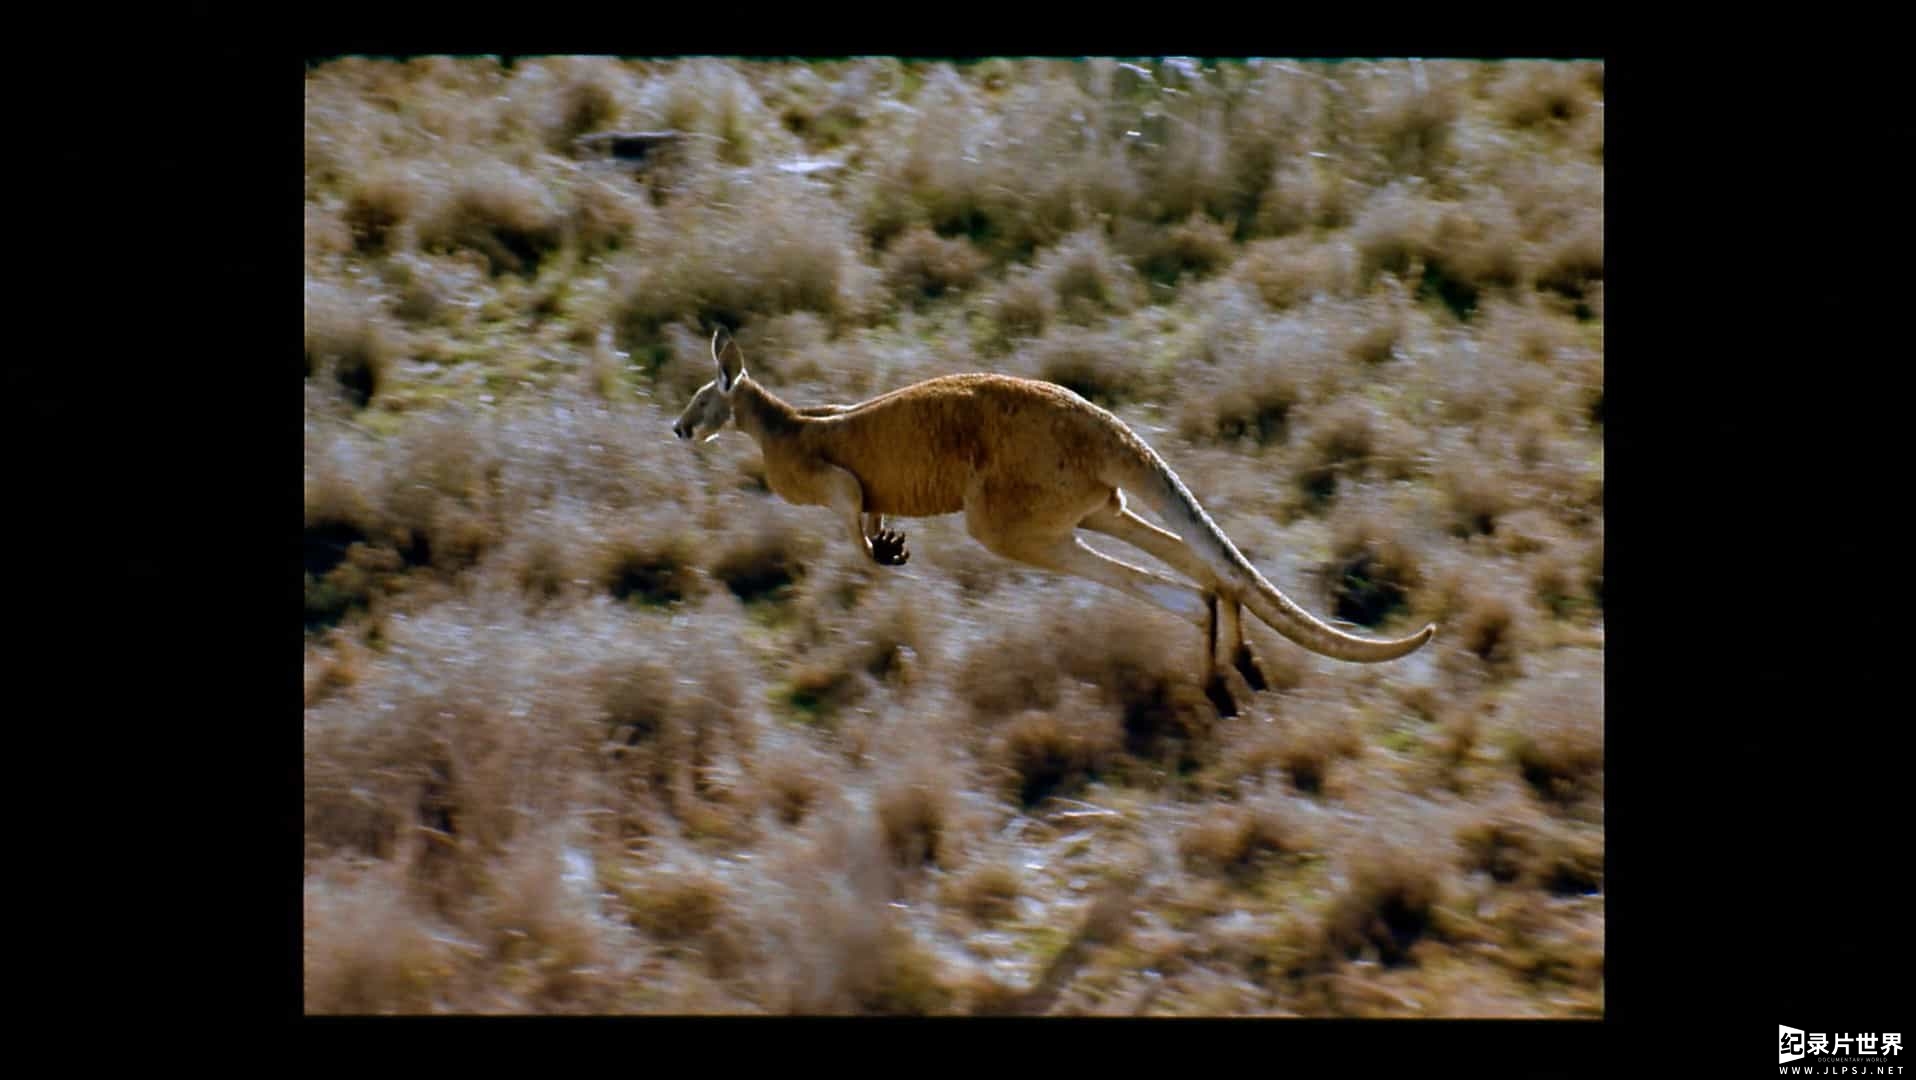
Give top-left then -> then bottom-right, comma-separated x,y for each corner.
1204,673 -> 1239,718
1233,645 -> 1269,692
870,527 -> 911,567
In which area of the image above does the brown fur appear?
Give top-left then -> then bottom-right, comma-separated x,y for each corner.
675,331 -> 1435,712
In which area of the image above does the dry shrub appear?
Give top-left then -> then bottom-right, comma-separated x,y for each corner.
1296,399 -> 1413,510
304,598 -> 610,902
520,57 -> 630,152
988,692 -> 1125,808
1491,62 -> 1597,131
1499,155 -> 1603,246
854,64 -> 1140,259
379,406 -> 502,572
1029,326 -> 1151,408
1457,807 -> 1543,886
304,280 -> 397,408
1327,510 -> 1426,629
1131,95 -> 1233,225
620,857 -> 731,940
954,604 -> 1065,718
1051,599 -> 1217,766
1506,659 -> 1603,811
1115,213 -> 1234,288
415,159 -> 565,276
875,757 -> 968,871
1179,799 -> 1300,877
1350,62 -> 1466,184
342,166 -> 425,255
1434,442 -> 1518,540
1420,195 -> 1526,319
1351,321 -> 1409,376
766,64 -> 870,148
1177,357 -> 1302,447
304,527 -> 404,632
642,58 -> 777,165
1431,560 -> 1522,668
1479,295 -> 1574,370
1034,228 -> 1145,323
476,826 -> 621,1011
1533,212 -> 1603,315
707,505 -> 816,604
1488,507 -> 1560,559
1530,541 -> 1593,620
882,226 -> 989,304
1256,156 -> 1352,236
614,168 -> 873,348
567,169 -> 646,257
750,727 -> 839,827
306,202 -> 352,262
305,859 -> 463,1014
945,856 -> 1024,922
593,621 -> 756,841
804,577 -> 932,691
1270,697 -> 1364,796
305,421 -> 389,538
1319,834 -> 1450,968
381,250 -> 487,327
593,527 -> 704,609
984,267 -> 1058,347
1237,235 -> 1353,310
1584,531 -> 1604,614
1350,183 -> 1439,288
1458,806 -> 1602,896
716,809 -> 924,1013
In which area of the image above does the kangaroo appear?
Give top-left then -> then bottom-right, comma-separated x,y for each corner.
673,329 -> 1435,714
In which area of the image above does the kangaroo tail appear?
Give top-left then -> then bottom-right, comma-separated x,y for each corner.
1109,441 -> 1436,663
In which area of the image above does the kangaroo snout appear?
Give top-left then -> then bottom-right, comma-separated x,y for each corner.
671,420 -> 689,440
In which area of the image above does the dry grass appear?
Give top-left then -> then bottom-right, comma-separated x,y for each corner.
305,56 -> 1602,1016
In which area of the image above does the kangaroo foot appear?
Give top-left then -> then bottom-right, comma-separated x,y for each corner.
1204,673 -> 1239,718
1233,645 -> 1269,692
870,527 -> 911,566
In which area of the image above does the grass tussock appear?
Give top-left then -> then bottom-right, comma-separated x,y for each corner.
1177,357 -> 1302,447
1116,213 -> 1235,289
1506,659 -> 1604,814
304,280 -> 398,408
305,859 -> 465,1014
707,506 -> 816,604
881,226 -> 990,305
307,56 -> 1601,1016
1179,799 -> 1300,878
1236,235 -> 1354,310
1029,327 -> 1152,408
414,159 -> 567,277
1317,834 -> 1450,969
342,167 -> 423,255
1327,510 -> 1427,629
1491,62 -> 1599,132
612,167 -> 874,351
982,267 -> 1058,348
1034,228 -> 1146,324
1295,399 -> 1415,510
1348,62 -> 1467,186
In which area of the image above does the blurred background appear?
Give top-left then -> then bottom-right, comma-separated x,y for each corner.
304,56 -> 1603,1015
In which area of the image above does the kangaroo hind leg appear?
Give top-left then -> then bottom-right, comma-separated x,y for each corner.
1081,493 -> 1268,700
980,529 -> 1249,717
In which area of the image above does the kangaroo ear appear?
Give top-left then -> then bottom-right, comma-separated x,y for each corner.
712,329 -> 746,392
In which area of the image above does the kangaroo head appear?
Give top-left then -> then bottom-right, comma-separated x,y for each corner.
671,329 -> 748,443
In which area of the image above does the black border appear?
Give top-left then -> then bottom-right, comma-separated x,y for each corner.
41,14 -> 1898,1067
